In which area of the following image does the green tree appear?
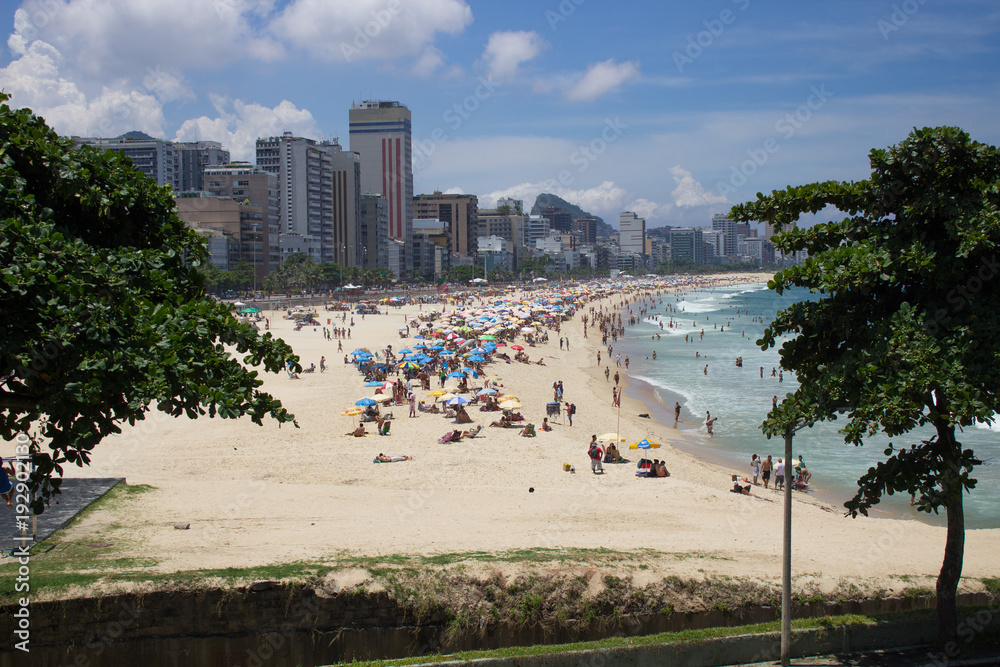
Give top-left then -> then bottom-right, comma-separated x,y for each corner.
730,126 -> 1000,648
447,264 -> 476,283
0,97 -> 298,512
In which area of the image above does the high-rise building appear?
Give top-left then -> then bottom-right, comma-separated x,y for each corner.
619,211 -> 646,257
349,100 -> 413,271
572,216 -> 598,244
413,192 -> 479,260
256,133 -> 361,266
711,213 -> 738,257
540,206 -> 573,233
360,194 -> 389,271
175,193 -> 264,279
670,227 -> 705,264
176,141 -> 230,192
73,131 -> 179,189
203,162 -> 279,279
73,132 -> 229,191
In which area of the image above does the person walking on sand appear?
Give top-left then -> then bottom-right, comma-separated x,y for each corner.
751,454 -> 761,486
320,356 -> 326,373
674,402 -> 681,426
761,455 -> 773,489
408,391 -> 416,418
588,436 -> 604,474
613,371 -> 620,386
604,366 -> 610,382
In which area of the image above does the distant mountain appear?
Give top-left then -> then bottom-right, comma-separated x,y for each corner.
530,193 -> 612,237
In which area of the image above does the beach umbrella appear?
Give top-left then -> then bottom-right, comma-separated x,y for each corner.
510,345 -> 524,351
350,349 -> 370,356
355,398 -> 377,407
598,432 -> 626,442
477,388 -> 497,396
233,301 -> 246,307
466,355 -> 485,363
447,371 -> 466,378
426,389 -> 448,397
415,335 -> 426,339
629,439 -> 660,450
438,392 -> 457,403
239,307 -> 261,314
499,399 -> 522,410
398,348 -> 413,354
364,380 -> 384,387
341,407 -> 364,416
479,335 -> 497,341
396,361 -> 419,370
521,327 -> 535,333
430,344 -> 446,351
446,396 -> 470,406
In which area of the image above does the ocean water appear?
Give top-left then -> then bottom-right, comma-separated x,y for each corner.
618,282 -> 1000,530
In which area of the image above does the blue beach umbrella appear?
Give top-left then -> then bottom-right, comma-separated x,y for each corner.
430,345 -> 445,351
477,388 -> 497,396
446,396 -> 470,406
414,334 -> 426,339
364,380 -> 383,387
439,350 -> 454,356
355,398 -> 377,407
398,348 -> 413,354
466,355 -> 485,363
447,371 -> 466,378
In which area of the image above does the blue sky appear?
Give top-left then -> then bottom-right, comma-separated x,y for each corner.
2,0 -> 998,228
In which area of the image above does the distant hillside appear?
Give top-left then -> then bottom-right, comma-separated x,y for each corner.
530,193 -> 613,237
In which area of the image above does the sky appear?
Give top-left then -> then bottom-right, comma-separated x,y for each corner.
1,0 -> 998,229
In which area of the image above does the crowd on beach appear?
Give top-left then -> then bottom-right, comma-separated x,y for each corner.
249,274 -> 794,491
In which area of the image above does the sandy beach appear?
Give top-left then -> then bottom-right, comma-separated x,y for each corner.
8,273 -> 999,597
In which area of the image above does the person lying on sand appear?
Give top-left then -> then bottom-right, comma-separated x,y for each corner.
731,481 -> 771,500
490,415 -> 512,428
374,453 -> 412,462
461,425 -> 482,439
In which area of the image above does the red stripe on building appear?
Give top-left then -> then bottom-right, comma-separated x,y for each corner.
395,137 -> 401,240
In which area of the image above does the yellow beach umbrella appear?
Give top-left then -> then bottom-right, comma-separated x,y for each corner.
426,389 -> 447,397
438,392 -> 457,403
341,407 -> 364,416
499,399 -> 522,410
598,432 -> 626,442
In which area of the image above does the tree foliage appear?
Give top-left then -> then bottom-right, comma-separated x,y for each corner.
0,97 -> 298,512
730,126 -> 1000,647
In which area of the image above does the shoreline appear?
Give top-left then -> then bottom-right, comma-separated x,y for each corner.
3,275 -> 997,595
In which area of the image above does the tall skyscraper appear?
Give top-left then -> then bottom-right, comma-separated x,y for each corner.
349,100 -> 413,272
256,133 -> 361,266
619,211 -> 646,256
670,227 -> 705,264
712,213 -> 738,257
360,194 -> 389,271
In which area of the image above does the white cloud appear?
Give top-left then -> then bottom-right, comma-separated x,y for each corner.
480,31 -> 547,82
173,97 -> 320,161
271,0 -> 472,62
9,2 -> 283,83
412,47 -> 446,77
0,38 -> 166,137
669,166 -> 728,206
627,198 -> 672,221
565,59 -> 640,102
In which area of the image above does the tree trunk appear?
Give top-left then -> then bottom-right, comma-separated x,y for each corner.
936,424 -> 965,650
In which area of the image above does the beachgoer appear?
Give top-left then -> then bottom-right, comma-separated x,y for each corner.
541,417 -> 552,432
588,436 -> 604,474
320,356 -> 326,373
408,392 -> 416,418
604,366 -> 610,382
751,455 -> 760,486
566,402 -> 575,426
774,458 -> 785,490
350,423 -> 367,437
674,402 -> 681,425
613,371 -> 620,386
375,453 -> 412,462
761,455 -> 773,489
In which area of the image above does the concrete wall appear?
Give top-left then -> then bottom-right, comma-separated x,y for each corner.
1,585 -> 995,667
